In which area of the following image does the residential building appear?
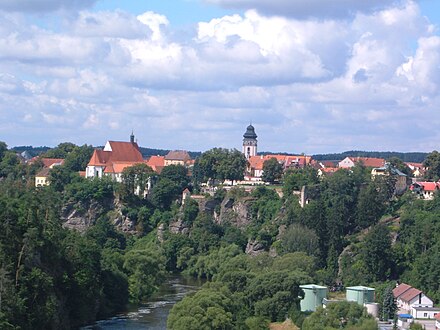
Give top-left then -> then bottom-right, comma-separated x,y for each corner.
393,283 -> 437,318
410,181 -> 440,200
164,150 -> 192,167
338,156 -> 385,169
146,155 -> 165,173
35,158 -> 64,187
371,164 -> 408,195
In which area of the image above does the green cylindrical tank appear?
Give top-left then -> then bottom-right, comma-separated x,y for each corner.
346,286 -> 375,305
300,284 -> 328,312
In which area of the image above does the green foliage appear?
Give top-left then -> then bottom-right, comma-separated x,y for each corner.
283,166 -> 319,196
42,142 -> 76,159
160,165 -> 189,190
150,177 -> 181,209
262,158 -> 283,183
120,163 -> 154,198
423,150 -> 440,180
302,301 -> 377,330
194,148 -> 247,184
123,242 -> 166,303
63,144 -> 94,172
280,224 -> 319,256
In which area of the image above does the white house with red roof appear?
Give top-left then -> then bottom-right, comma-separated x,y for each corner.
34,158 -> 65,187
86,134 -> 145,182
393,283 -> 439,319
338,156 -> 385,169
410,181 -> 440,200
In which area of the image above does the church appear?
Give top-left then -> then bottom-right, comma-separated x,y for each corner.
242,124 -> 312,181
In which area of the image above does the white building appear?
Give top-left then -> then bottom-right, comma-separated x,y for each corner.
242,124 -> 257,159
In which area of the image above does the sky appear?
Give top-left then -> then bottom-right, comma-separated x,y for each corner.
1,0 -> 440,154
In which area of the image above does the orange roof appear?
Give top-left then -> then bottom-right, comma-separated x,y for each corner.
78,171 -> 86,177
248,156 -> 265,170
41,158 -> 64,168
351,157 -> 385,168
88,141 -> 143,167
412,182 -> 440,192
36,167 -> 51,177
393,283 -> 412,298
399,288 -> 422,302
147,155 -> 165,167
104,161 -> 144,174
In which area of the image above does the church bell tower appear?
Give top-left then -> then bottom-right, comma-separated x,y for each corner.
242,124 -> 257,159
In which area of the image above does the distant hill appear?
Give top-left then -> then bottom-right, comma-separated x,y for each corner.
312,150 -> 428,163
11,146 -> 51,157
11,145 -> 202,160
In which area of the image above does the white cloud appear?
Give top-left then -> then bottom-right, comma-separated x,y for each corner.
1,2 -> 440,153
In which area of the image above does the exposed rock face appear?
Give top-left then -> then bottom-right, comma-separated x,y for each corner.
215,197 -> 255,229
61,196 -> 137,234
169,218 -> 190,234
61,200 -> 106,232
245,239 -> 265,256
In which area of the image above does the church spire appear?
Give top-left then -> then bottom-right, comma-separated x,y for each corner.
130,130 -> 135,143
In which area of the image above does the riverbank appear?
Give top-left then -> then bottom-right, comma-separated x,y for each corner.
81,275 -> 204,330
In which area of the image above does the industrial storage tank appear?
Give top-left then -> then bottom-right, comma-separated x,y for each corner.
365,302 -> 379,318
300,284 -> 328,312
346,286 -> 375,305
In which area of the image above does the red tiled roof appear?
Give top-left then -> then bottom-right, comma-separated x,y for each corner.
105,161 -> 144,174
41,158 -> 64,168
78,171 -> 86,177
393,283 -> 412,298
165,150 -> 191,161
106,141 -> 143,162
412,182 -> 440,192
147,155 -> 165,167
88,141 -> 143,167
36,167 -> 51,177
354,157 -> 385,168
399,288 -> 422,303
248,156 -> 265,170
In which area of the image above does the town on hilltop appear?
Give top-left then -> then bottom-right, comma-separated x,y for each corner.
32,124 -> 436,202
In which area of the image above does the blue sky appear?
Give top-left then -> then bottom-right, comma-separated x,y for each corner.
1,0 -> 440,154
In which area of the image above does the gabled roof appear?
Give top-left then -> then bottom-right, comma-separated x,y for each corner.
399,288 -> 422,302
88,141 -> 143,167
104,161 -> 144,174
147,155 -> 165,167
41,158 -> 64,168
353,157 -> 385,168
393,283 -> 412,298
105,141 -> 143,162
36,167 -> 51,177
248,156 -> 265,170
165,150 -> 191,161
411,182 -> 440,192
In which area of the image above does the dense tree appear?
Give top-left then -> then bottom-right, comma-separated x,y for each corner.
194,148 -> 247,185
120,163 -> 154,198
160,164 -> 189,190
63,144 -> 94,172
42,142 -> 77,159
280,224 -> 319,256
423,150 -> 440,180
302,301 -> 377,330
261,158 -> 283,183
283,166 -> 319,196
361,224 -> 394,282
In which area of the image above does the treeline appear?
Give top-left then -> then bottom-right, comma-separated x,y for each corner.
9,144 -> 202,160
313,150 -> 428,163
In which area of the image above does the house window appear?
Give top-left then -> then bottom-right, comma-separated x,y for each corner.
424,313 -> 427,317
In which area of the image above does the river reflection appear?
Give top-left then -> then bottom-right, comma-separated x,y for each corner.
81,276 -> 204,330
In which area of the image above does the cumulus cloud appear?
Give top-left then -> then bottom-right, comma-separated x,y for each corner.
0,0 -> 97,13
205,0 -> 402,19
1,1 -> 440,153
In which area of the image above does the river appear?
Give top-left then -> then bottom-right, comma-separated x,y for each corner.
81,276 -> 204,330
